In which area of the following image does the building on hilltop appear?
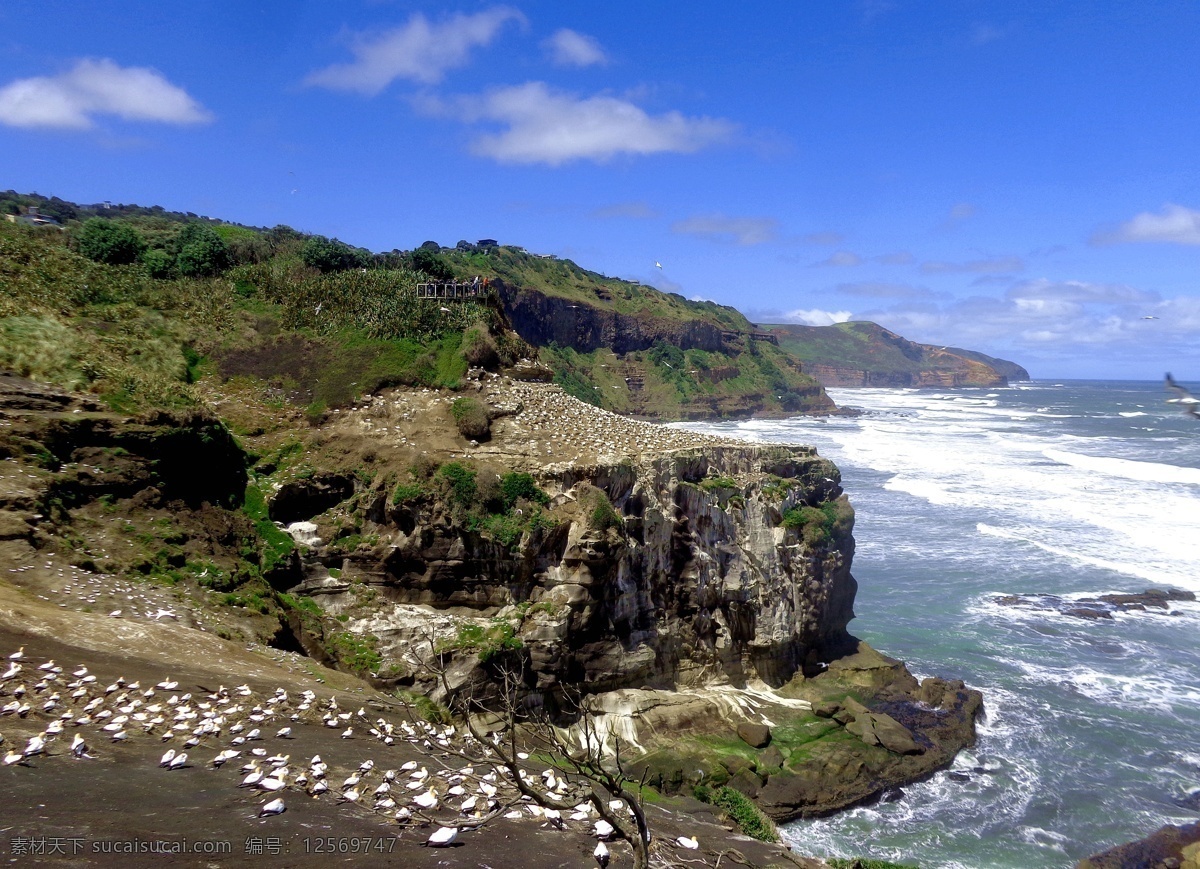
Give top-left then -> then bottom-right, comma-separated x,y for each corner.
4,206 -> 62,228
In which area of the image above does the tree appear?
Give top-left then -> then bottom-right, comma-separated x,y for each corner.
76,218 -> 145,265
300,234 -> 369,273
412,247 -> 454,280
174,222 -> 231,277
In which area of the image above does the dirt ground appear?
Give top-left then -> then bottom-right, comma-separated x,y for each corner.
0,581 -> 823,869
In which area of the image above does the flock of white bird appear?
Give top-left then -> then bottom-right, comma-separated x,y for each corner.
2,644 -> 706,859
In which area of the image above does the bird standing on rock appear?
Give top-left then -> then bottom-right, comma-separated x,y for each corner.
594,841 -> 610,868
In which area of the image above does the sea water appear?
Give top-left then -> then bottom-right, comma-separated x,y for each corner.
677,381 -> 1200,868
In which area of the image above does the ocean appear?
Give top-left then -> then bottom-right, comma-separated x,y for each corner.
678,380 -> 1200,868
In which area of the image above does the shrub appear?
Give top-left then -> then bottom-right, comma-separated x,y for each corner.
586,488 -> 623,532
438,461 -> 477,507
450,396 -> 490,440
390,482 -> 423,505
695,786 -> 777,842
782,497 -> 854,548
77,218 -> 144,265
444,618 -> 523,662
700,475 -> 738,492
327,630 -> 382,675
462,324 -> 500,369
175,222 -> 231,277
499,472 -> 549,509
141,248 -> 175,278
301,235 -> 369,273
412,247 -> 453,280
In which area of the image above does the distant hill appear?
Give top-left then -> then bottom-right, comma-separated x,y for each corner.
759,321 -> 1029,388
0,193 -> 833,420
429,243 -> 833,418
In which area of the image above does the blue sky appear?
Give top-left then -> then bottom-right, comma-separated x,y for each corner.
3,1 -> 1200,379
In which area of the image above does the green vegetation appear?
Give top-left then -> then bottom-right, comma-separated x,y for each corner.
586,488 -> 623,532
443,617 -> 523,662
498,472 -> 550,509
326,630 -> 382,675
782,497 -> 854,547
700,475 -> 738,492
300,235 -> 370,273
692,785 -> 777,842
395,690 -> 451,724
438,461 -> 478,507
0,205 -> 518,414
77,218 -> 144,265
450,396 -> 490,440
241,482 -> 296,571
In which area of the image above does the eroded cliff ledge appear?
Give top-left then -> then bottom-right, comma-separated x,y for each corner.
275,378 -> 982,819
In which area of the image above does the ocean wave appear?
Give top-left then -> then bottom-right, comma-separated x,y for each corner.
974,523 -> 1197,590
1042,447 -> 1200,485
1011,660 -> 1200,713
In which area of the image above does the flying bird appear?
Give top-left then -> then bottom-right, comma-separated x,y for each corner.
1166,373 -> 1200,419
654,261 -> 662,269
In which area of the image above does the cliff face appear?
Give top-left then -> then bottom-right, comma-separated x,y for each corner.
497,280 -> 732,356
492,280 -> 836,419
295,442 -> 857,702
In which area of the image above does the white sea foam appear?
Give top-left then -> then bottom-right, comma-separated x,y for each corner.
1042,447 -> 1200,486
1011,660 -> 1200,713
1119,411 -> 1148,417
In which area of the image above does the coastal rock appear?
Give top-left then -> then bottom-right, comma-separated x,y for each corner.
738,721 -> 772,748
994,589 -> 1196,621
1077,821 -> 1200,869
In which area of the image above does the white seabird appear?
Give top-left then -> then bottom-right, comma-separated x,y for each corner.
424,826 -> 458,847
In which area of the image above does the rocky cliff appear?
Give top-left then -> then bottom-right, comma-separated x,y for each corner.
762,321 -> 1029,388
0,370 -> 981,825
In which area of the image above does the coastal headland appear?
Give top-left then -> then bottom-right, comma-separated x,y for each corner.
0,203 -> 987,866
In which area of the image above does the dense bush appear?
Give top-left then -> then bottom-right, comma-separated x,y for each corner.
301,235 -> 370,273
462,324 -> 500,369
781,497 -> 853,547
175,222 -> 231,277
450,396 -> 491,440
412,247 -> 454,280
77,218 -> 145,265
438,461 -> 477,507
499,472 -> 549,509
586,487 -> 623,532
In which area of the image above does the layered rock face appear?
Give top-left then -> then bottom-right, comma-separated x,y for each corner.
294,443 -> 857,702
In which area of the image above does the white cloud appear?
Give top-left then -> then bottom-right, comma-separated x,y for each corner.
874,250 -> 914,265
920,255 -> 1024,275
672,214 -> 778,246
855,278 -> 1193,361
435,81 -> 735,165
544,29 -> 607,67
0,58 -> 211,129
305,7 -> 524,94
782,308 -> 853,326
948,202 -> 976,221
814,250 -> 863,267
1097,204 -> 1200,246
1006,278 -> 1156,305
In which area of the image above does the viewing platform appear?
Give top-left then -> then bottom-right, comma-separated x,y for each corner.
415,280 -> 493,300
